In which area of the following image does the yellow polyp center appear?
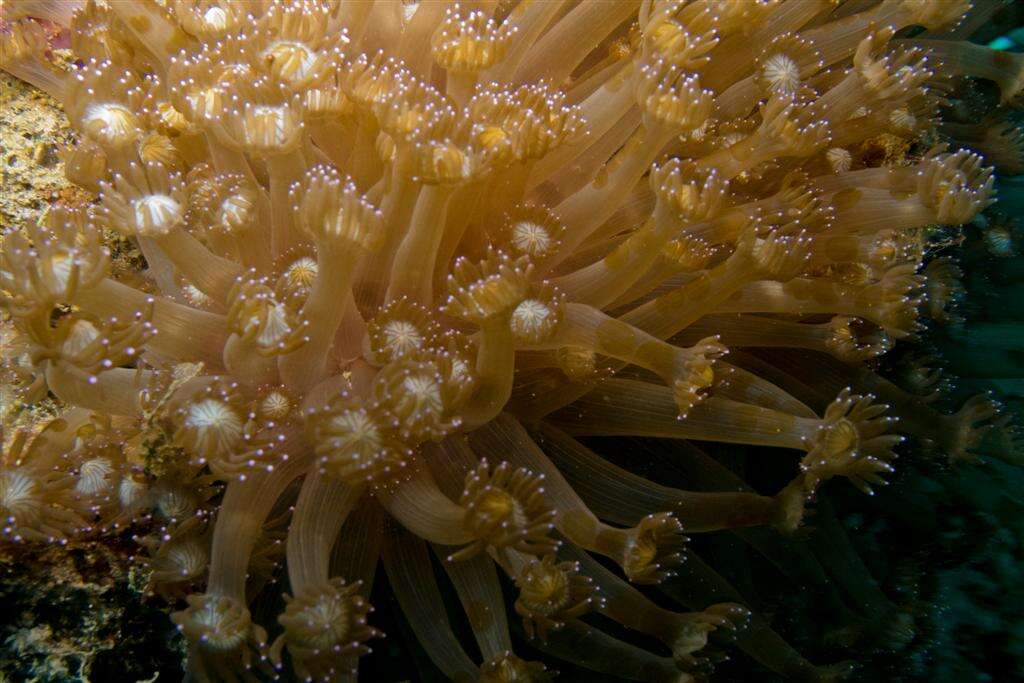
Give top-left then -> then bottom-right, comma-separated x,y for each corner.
290,592 -> 352,649
219,193 -> 256,232
625,531 -> 659,574
430,144 -> 472,182
480,655 -> 537,683
245,105 -> 295,148
670,184 -> 700,215
510,299 -> 555,342
1,470 -> 41,518
520,566 -> 570,615
326,408 -> 382,451
280,257 -> 316,297
157,102 -> 192,134
477,125 -> 509,150
132,194 -> 183,235
651,21 -> 686,56
827,147 -> 852,173
401,373 -> 444,412
690,362 -> 715,389
189,599 -> 247,651
381,320 -> 424,358
118,476 -> 147,510
889,107 -> 916,133
819,418 -> 859,457
82,103 -> 139,146
511,221 -> 552,257
184,398 -> 245,455
264,41 -> 317,85
249,301 -> 294,350
260,392 -> 291,420
166,537 -> 206,579
75,457 -> 115,497
140,133 -> 180,167
474,488 -> 527,533
48,253 -> 75,290
183,283 -> 213,308
61,319 -> 100,358
391,109 -> 423,136
762,54 -> 801,94
201,6 -> 229,31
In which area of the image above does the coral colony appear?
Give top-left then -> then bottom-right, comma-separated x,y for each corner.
0,0 -> 1018,681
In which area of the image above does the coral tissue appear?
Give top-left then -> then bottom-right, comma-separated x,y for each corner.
0,0 -> 1013,681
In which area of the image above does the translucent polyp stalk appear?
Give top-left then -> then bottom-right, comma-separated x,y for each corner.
107,1 -> 181,72
445,71 -> 478,108
154,230 -> 243,305
535,619 -> 688,683
765,349 -> 977,459
715,278 -> 899,335
528,62 -> 637,191
285,471 -> 362,591
329,497 -> 383,593
431,185 -> 484,296
334,289 -> 367,361
348,115 -> 385,190
825,188 -> 940,235
811,500 -> 903,622
541,107 -> 642,204
395,1 -> 447,76
622,245 -> 758,340
659,552 -> 844,681
45,364 -> 144,417
550,378 -> 818,450
800,0 -> 907,68
484,0 -> 569,83
529,422 -> 779,533
309,121 -> 356,170
909,40 -> 1024,102
1,53 -> 67,101
712,76 -> 763,122
267,148 -> 307,260
136,236 -> 182,299
279,247 -> 359,393
694,128 -> 791,181
223,335 -> 279,388
553,211 -> 677,308
377,462 -> 475,547
468,416 -> 639,569
523,303 -> 711,391
386,185 -> 455,304
461,315 -> 516,429
206,437 -> 310,601
674,314 -> 859,360
381,525 -> 478,682
545,126 -> 675,271
356,153 -> 417,310
436,549 -> 513,661
564,544 -> 729,658
512,0 -> 638,86
704,0 -> 834,92
708,361 -> 817,418
355,0 -> 403,53
6,0 -> 84,26
75,279 -> 229,368
924,0 -> 1009,39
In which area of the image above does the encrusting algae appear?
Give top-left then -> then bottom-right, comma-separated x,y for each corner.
0,1 -> 1021,681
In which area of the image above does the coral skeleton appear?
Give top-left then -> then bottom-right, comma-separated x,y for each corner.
0,0 -> 1017,681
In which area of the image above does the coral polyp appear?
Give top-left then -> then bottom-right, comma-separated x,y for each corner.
0,1 -> 1020,681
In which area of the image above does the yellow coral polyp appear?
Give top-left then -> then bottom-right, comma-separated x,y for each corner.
0,1 -> 1011,680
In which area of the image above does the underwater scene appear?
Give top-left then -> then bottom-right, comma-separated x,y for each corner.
1,1 -> 1022,681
